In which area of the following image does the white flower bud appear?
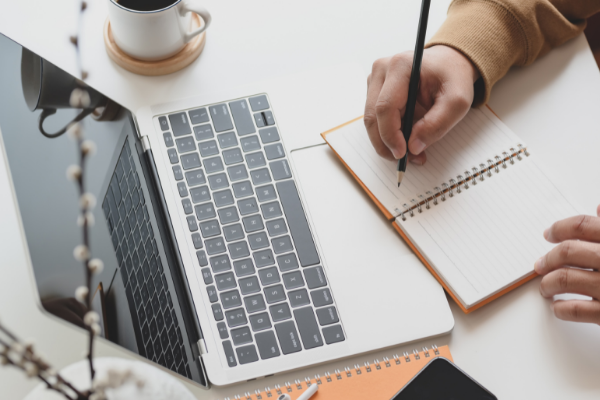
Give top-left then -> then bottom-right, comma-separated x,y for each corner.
69,88 -> 91,108
88,258 -> 104,275
81,140 -> 96,156
91,322 -> 101,336
10,342 -> 23,354
66,165 -> 82,181
75,286 -> 89,303
24,361 -> 38,378
83,311 -> 99,326
73,245 -> 90,261
66,123 -> 83,141
80,193 -> 96,210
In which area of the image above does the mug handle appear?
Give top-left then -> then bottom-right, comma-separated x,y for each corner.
38,108 -> 94,139
181,0 -> 212,43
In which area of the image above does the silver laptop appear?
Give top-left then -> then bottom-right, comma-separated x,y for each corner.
0,32 -> 453,386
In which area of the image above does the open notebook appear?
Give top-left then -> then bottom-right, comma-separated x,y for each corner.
322,107 -> 581,313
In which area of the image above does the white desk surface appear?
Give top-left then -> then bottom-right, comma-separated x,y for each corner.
1,0 -> 600,399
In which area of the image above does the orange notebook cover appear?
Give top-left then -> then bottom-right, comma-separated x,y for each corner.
321,112 -> 537,314
230,345 -> 452,400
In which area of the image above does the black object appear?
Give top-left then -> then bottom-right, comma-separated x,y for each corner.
397,0 -> 431,187
115,0 -> 178,12
391,357 -> 497,400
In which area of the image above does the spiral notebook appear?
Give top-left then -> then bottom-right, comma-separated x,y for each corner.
322,107 -> 582,313
225,345 -> 451,400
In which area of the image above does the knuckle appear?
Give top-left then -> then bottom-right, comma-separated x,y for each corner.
448,91 -> 472,111
558,241 -> 573,261
567,303 -> 581,320
390,52 -> 411,67
363,112 -> 377,129
557,268 -> 570,292
573,215 -> 591,235
374,100 -> 392,116
372,57 -> 388,72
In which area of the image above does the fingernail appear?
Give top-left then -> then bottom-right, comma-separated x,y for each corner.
410,158 -> 424,166
411,140 -> 426,155
534,257 -> 544,274
391,148 -> 403,159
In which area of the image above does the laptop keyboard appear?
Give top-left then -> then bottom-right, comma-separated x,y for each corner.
101,140 -> 192,379
159,94 -> 345,367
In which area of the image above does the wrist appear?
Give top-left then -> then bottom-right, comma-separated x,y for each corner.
433,45 -> 480,83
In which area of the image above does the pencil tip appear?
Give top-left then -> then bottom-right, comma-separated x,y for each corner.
397,171 -> 405,188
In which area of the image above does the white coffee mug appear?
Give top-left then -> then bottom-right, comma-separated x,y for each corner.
108,0 -> 212,61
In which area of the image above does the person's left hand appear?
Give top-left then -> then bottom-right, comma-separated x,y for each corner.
534,204 -> 600,325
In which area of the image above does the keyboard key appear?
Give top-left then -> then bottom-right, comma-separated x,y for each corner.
186,216 -> 198,232
248,232 -> 269,250
208,172 -> 229,190
204,156 -> 224,173
255,330 -> 280,360
222,340 -> 237,367
227,164 -> 248,182
192,232 -> 204,249
232,181 -> 254,198
282,271 -> 304,290
304,266 -> 327,289
175,136 -> 196,154
294,307 -> 323,349
209,104 -> 234,132
182,198 -> 193,215
218,206 -> 239,224
215,272 -> 236,290
244,294 -> 266,313
259,127 -> 280,144
233,258 -> 255,277
228,241 -> 250,259
254,112 -> 266,128
240,135 -> 261,153
316,306 -> 339,326
310,288 -> 333,307
205,236 -> 226,255
261,201 -> 283,220
212,303 -> 224,321
322,325 -> 345,344
245,151 -> 266,169
249,312 -> 271,332
225,307 -> 247,328
270,160 -> 292,181
269,303 -> 291,322
263,111 -> 275,126
256,185 -> 277,203
167,148 -> 178,164
196,250 -> 208,266
177,182 -> 189,198
218,131 -> 238,149
258,267 -> 280,286
200,219 -> 221,238
189,108 -> 209,125
239,276 -> 260,295
277,180 -> 320,267
274,321 -> 302,354
250,168 -> 272,185
180,153 -> 201,170
264,143 -> 285,160
289,289 -> 310,308
199,140 -> 219,157
214,189 -> 234,207
168,112 -> 191,137
194,202 -> 216,221
264,284 -> 286,304
231,326 -> 253,346
249,95 -> 269,111
200,268 -> 213,284
272,235 -> 294,254
242,214 -> 264,233
190,186 -> 211,204
237,197 -> 259,215
206,285 -> 218,303
220,289 -> 242,309
172,165 -> 184,181
253,249 -> 275,268
223,223 -> 245,242
159,116 -> 169,131
229,99 -> 256,136
266,218 -> 287,236
210,254 -> 232,273
222,147 -> 243,165
163,132 -> 174,148
185,169 -> 206,187
236,344 -> 259,365
193,123 -> 214,141
217,322 -> 229,339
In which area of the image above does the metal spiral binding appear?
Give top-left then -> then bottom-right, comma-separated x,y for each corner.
355,364 -> 362,375
383,356 -> 391,368
374,359 -> 382,370
394,145 -> 528,221
345,366 -> 352,377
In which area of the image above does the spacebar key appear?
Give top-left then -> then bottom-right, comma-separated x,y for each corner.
276,180 -> 320,267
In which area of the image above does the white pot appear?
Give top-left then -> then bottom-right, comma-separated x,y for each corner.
23,357 -> 196,400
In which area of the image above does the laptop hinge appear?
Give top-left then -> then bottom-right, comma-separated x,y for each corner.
193,338 -> 208,358
140,135 -> 151,152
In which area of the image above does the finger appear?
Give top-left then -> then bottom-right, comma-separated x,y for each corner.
364,59 -> 394,160
375,54 -> 413,159
544,214 -> 600,244
409,152 -> 427,166
597,204 -> 600,217
535,240 -> 600,274
552,299 -> 600,325
539,268 -> 600,298
407,91 -> 471,155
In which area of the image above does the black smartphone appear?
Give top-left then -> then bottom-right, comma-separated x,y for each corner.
391,358 -> 497,400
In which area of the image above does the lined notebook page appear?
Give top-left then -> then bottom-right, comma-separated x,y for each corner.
326,107 -> 524,215
398,155 -> 580,306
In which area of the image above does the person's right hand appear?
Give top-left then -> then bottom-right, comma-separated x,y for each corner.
364,45 -> 480,165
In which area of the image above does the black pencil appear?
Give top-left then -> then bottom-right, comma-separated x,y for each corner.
397,0 -> 431,187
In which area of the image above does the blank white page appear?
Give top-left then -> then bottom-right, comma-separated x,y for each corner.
397,155 -> 581,307
326,107 -> 524,216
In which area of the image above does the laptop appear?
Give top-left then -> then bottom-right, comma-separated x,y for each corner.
0,32 -> 453,386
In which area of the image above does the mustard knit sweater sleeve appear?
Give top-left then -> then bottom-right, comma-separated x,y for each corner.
427,0 -> 600,106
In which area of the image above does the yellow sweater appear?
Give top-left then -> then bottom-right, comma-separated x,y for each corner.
427,0 -> 600,106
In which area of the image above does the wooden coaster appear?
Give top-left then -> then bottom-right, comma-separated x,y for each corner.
103,14 -> 206,76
